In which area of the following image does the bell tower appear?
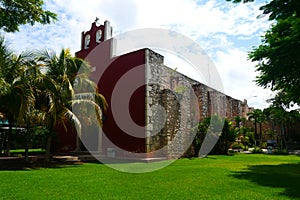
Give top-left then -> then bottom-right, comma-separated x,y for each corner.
75,19 -> 113,59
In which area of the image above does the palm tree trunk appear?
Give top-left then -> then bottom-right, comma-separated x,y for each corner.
282,123 -> 287,149
259,123 -> 262,147
45,119 -> 54,162
24,124 -> 30,162
254,120 -> 257,146
280,122 -> 284,149
24,140 -> 29,162
5,119 -> 13,156
45,133 -> 52,162
0,130 -> 6,155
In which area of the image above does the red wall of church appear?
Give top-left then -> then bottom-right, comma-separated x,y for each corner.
55,22 -> 147,155
97,50 -> 146,153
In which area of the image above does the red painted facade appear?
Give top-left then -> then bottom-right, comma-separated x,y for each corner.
94,50 -> 147,152
75,21 -> 147,153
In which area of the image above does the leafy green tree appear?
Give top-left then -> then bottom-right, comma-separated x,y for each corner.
228,0 -> 300,107
234,116 -> 242,128
36,49 -> 107,161
212,118 -> 237,155
191,117 -> 211,156
227,0 -> 300,18
0,0 -> 57,32
191,115 -> 237,156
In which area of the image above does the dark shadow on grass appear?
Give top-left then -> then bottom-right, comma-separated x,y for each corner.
202,156 -> 217,159
231,163 -> 300,199
0,157 -> 83,171
0,156 -> 169,170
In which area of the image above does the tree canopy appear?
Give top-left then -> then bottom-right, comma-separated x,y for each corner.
0,36 -> 107,158
228,0 -> 300,107
0,0 -> 57,32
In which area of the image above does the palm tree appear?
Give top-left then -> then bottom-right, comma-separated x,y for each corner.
247,109 -> 265,146
267,106 -> 291,149
36,49 -> 107,161
0,36 -> 35,156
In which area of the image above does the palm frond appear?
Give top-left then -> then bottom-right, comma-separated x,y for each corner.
72,99 -> 104,127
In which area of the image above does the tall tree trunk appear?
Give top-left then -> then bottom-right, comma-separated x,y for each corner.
280,122 -> 285,149
45,132 -> 52,162
5,119 -> 13,156
282,123 -> 287,149
254,120 -> 257,146
24,124 -> 30,162
259,123 -> 262,147
0,130 -> 6,155
24,138 -> 29,162
271,121 -> 275,139
45,119 -> 54,162
243,127 -> 247,151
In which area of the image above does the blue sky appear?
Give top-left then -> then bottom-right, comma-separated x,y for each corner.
2,0 -> 273,109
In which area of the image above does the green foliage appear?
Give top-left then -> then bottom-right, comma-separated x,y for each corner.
227,0 -> 300,20
245,131 -> 255,146
247,109 -> 266,146
227,0 -> 300,106
0,0 -> 57,32
190,117 -> 211,156
260,0 -> 300,21
211,118 -> 237,155
0,35 -> 107,158
232,142 -> 246,150
273,149 -> 289,155
263,104 -> 300,148
0,36 -> 35,156
10,148 -> 44,153
35,48 -> 107,161
251,147 -> 263,154
248,0 -> 300,106
250,17 -> 300,104
233,115 -> 243,128
189,115 -> 238,156
261,142 -> 267,149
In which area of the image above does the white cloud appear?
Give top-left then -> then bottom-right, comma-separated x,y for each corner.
2,0 -> 272,108
214,48 -> 273,108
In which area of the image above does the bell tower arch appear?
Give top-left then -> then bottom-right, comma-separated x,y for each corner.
76,19 -> 112,59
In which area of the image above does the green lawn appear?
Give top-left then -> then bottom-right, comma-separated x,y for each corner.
0,154 -> 300,199
10,148 -> 45,153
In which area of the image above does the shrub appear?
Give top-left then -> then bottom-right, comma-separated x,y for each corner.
251,147 -> 263,154
261,142 -> 267,149
232,143 -> 245,150
273,149 -> 289,155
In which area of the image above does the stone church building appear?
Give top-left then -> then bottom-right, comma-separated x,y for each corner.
57,20 -> 250,158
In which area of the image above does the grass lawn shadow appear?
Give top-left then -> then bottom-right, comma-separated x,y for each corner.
231,162 -> 300,199
0,157 -> 83,171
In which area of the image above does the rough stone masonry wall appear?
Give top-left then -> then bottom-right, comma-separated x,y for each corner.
145,49 -> 243,157
146,49 -> 197,157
